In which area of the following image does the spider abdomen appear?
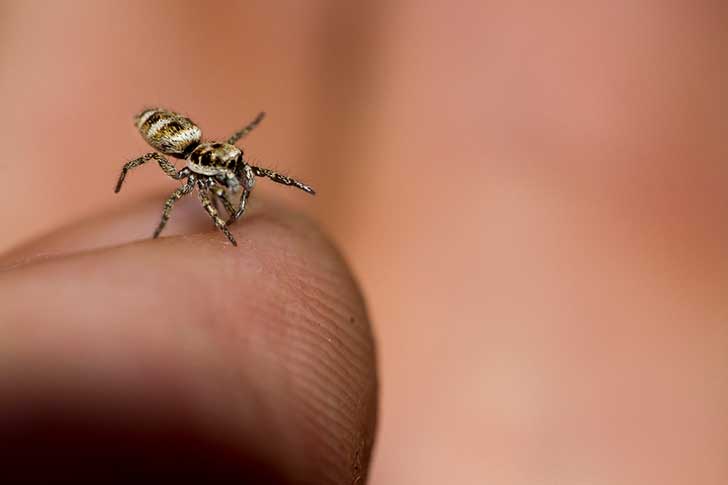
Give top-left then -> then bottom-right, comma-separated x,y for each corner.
135,108 -> 201,159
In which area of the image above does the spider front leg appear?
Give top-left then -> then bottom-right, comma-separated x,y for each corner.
115,152 -> 188,193
226,165 -> 255,224
227,190 -> 250,225
153,175 -> 195,239
198,183 -> 238,246
251,165 -> 316,195
212,188 -> 237,220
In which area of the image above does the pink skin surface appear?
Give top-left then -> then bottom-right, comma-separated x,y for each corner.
1,1 -> 727,483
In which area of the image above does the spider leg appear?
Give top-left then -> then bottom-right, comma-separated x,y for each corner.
211,195 -> 221,215
251,165 -> 316,195
213,188 -> 237,220
227,190 -> 250,225
198,183 -> 238,246
224,164 -> 255,224
115,152 -> 188,193
153,176 -> 196,239
226,112 -> 265,145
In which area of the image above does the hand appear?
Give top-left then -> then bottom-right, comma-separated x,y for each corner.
0,194 -> 378,484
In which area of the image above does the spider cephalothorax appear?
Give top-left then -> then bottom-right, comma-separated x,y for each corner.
115,108 -> 315,246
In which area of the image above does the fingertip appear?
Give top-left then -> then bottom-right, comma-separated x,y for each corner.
0,198 -> 378,484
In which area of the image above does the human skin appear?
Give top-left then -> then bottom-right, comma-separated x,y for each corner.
2,1 -> 728,483
0,196 -> 378,484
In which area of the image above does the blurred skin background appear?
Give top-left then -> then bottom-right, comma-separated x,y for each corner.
1,1 -> 727,483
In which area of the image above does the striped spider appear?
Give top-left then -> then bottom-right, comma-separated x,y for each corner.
114,108 -> 315,246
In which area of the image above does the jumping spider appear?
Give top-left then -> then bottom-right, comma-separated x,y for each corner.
114,108 -> 315,246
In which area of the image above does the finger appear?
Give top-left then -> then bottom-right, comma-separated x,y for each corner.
0,190 -> 238,268
0,203 -> 378,484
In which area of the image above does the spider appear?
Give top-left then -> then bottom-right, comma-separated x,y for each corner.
114,108 -> 315,246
